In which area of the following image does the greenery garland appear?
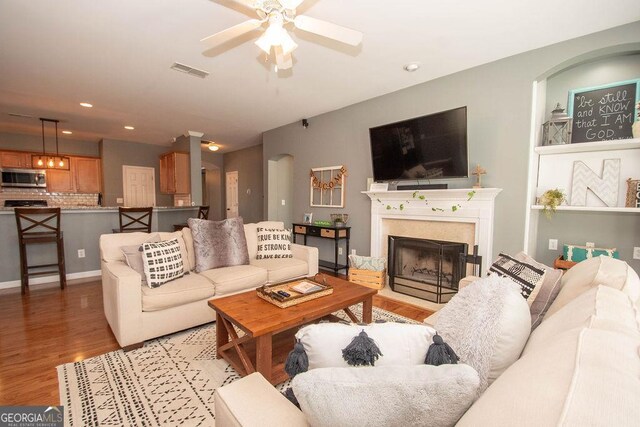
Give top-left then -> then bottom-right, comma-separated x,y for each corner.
375,190 -> 476,212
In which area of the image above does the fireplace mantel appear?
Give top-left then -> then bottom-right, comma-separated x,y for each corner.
363,188 -> 502,274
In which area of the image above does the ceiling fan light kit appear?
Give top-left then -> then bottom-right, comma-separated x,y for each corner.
201,0 -> 363,71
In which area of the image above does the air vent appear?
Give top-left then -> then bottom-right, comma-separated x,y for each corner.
7,112 -> 34,118
170,62 -> 210,79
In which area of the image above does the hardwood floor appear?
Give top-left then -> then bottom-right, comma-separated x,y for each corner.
0,280 -> 433,406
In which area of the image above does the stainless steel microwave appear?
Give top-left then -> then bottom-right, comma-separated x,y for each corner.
0,168 -> 47,188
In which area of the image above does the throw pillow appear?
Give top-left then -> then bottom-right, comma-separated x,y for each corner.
488,252 -> 546,303
435,274 -> 531,391
294,322 -> 436,370
120,234 -> 161,285
187,217 -> 250,272
141,238 -> 184,288
513,252 -> 564,330
292,364 -> 480,427
256,227 -> 293,260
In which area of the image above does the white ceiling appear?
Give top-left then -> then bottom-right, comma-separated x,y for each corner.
0,0 -> 638,152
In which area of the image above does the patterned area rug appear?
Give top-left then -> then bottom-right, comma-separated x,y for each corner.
57,304 -> 415,426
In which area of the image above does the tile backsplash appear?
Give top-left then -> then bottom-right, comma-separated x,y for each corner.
0,188 -> 99,207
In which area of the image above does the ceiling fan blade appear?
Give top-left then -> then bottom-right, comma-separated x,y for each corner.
274,46 -> 293,70
200,19 -> 263,48
279,0 -> 305,10
294,15 -> 363,46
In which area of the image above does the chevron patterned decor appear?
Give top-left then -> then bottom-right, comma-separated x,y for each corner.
57,304 -> 414,426
570,159 -> 620,207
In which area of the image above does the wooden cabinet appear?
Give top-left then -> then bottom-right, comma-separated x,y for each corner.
47,168 -> 75,193
74,157 -> 101,193
1,151 -> 32,168
159,152 -> 190,194
46,156 -> 102,194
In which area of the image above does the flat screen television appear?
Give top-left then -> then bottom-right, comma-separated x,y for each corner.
369,106 -> 468,181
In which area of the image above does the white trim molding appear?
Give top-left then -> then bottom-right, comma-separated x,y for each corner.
363,188 -> 502,273
0,270 -> 101,290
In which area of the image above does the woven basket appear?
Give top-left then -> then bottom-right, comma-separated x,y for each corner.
256,278 -> 333,308
349,268 -> 385,290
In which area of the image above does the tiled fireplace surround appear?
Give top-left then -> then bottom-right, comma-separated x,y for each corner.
364,188 -> 502,303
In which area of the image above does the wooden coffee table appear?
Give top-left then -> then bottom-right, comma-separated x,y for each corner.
208,275 -> 377,385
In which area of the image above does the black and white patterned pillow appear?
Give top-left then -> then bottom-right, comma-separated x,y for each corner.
489,253 -> 546,301
256,227 -> 293,260
141,238 -> 184,288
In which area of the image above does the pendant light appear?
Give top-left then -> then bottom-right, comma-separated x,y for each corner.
39,118 -> 66,169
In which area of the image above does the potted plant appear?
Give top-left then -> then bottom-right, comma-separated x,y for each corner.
539,189 -> 566,218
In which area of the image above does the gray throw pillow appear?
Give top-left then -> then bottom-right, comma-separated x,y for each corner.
188,217 -> 250,272
513,252 -> 564,330
121,235 -> 161,285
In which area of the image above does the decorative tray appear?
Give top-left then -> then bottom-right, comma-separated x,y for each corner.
257,275 -> 333,308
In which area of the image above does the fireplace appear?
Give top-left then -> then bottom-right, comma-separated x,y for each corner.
388,236 -> 468,303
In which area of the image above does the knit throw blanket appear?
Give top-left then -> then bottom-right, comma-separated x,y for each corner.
435,275 -> 522,391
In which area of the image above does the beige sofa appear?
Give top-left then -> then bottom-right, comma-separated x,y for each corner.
215,256 -> 640,426
99,221 -> 318,349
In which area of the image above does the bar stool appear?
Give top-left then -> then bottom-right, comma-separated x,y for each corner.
173,206 -> 210,231
113,207 -> 153,233
14,207 -> 66,295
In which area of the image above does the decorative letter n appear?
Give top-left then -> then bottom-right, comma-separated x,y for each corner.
570,159 -> 620,207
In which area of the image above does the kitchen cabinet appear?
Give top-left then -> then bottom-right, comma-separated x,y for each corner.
74,157 -> 101,193
46,156 -> 102,194
47,167 -> 75,193
159,152 -> 189,194
1,151 -> 32,169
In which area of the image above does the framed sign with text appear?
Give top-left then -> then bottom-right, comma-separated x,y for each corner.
567,79 -> 639,143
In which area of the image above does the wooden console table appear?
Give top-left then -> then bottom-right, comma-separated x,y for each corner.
292,223 -> 351,275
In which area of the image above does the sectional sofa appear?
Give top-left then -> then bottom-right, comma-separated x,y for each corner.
215,256 -> 640,426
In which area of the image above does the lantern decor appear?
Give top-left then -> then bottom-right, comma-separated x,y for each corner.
542,103 -> 573,146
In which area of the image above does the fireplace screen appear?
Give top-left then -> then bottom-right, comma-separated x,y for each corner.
388,236 -> 468,303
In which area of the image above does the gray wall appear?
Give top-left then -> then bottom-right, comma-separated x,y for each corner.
100,138 -> 173,207
544,53 -> 640,119
0,132 -> 99,157
536,53 -> 640,271
202,150 -> 225,220
224,144 -> 264,224
262,22 -> 640,265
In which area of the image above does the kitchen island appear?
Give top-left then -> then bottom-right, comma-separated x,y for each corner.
0,206 -> 199,289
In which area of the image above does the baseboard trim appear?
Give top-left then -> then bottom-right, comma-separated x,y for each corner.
0,270 -> 102,290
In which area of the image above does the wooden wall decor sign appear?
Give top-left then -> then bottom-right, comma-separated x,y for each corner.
567,79 -> 640,143
310,165 -> 347,208
570,159 -> 620,207
626,178 -> 640,208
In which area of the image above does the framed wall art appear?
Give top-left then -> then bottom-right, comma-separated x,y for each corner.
309,165 -> 347,208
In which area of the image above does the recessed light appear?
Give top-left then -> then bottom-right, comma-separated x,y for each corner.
80,102 -> 93,108
403,62 -> 421,72
124,126 -> 135,130
62,130 -> 72,135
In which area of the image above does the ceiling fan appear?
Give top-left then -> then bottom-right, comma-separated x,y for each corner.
201,0 -> 363,70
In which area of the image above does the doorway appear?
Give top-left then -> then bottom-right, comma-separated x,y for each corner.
267,154 -> 294,225
122,166 -> 156,207
225,171 -> 239,218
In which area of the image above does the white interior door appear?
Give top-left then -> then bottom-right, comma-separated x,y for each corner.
123,166 -> 156,207
226,171 -> 239,218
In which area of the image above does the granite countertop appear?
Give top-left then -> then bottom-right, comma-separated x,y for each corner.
0,206 -> 199,213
